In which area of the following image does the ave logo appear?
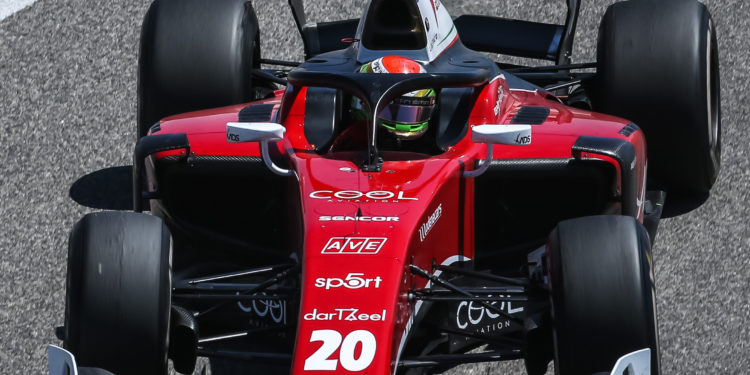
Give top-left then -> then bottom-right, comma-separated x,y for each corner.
322,237 -> 387,254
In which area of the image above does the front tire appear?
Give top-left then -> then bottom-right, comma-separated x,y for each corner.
137,0 -> 262,138
595,0 -> 721,195
64,212 -> 172,375
547,215 -> 660,375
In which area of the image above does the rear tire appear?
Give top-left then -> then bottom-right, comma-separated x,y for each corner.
547,215 -> 659,375
138,0 -> 262,138
64,212 -> 172,375
595,0 -> 721,195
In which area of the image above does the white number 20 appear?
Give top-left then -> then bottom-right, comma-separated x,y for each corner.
304,330 -> 376,371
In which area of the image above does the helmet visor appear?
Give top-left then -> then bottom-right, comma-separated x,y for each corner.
379,97 -> 435,125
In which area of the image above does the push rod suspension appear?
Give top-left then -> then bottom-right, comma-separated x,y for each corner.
398,350 -> 523,369
195,264 -> 299,318
409,265 -> 522,324
433,264 -> 530,286
196,348 -> 292,363
184,263 -> 294,285
412,295 -> 527,302
505,62 -> 596,73
173,293 -> 292,301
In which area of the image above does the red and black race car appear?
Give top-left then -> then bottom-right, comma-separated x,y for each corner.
48,0 -> 721,374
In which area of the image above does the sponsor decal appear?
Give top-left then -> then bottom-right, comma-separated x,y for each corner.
319,215 -> 399,222
322,237 -> 387,254
455,299 -> 523,334
515,133 -> 531,145
309,190 -> 418,202
429,0 -> 440,26
494,82 -> 505,116
228,133 -> 240,142
304,308 -> 387,322
429,33 -> 439,52
371,58 -> 387,73
304,330 -> 376,371
418,204 -> 442,242
315,273 -> 383,290
237,293 -> 286,324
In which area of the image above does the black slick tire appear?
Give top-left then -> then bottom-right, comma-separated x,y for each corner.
137,0 -> 261,138
547,215 -> 659,375
595,0 -> 721,195
64,212 -> 172,375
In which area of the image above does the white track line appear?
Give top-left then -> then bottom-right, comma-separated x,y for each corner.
0,0 -> 37,22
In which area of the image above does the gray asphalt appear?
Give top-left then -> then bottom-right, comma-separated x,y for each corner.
1,0 -> 748,374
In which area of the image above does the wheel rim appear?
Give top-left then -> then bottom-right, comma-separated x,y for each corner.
706,20 -> 721,178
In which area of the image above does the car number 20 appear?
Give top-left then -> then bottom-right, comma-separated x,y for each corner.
304,330 -> 376,371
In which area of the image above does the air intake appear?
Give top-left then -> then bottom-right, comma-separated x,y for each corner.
511,106 -> 550,125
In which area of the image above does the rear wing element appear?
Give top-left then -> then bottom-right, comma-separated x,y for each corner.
287,0 -> 580,64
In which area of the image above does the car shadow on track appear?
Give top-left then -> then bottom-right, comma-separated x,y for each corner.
69,166 -> 133,210
662,192 -> 710,218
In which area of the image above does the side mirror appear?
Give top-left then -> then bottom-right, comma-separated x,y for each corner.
471,124 -> 532,146
464,124 -> 532,178
227,122 -> 285,143
226,122 -> 293,177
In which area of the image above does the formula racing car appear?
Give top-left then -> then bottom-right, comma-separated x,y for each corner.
49,0 -> 721,374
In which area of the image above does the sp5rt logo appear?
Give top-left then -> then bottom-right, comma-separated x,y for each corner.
322,237 -> 387,254
315,273 -> 383,290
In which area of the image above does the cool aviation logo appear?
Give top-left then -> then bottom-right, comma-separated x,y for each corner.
322,237 -> 387,254
309,190 -> 417,202
237,293 -> 286,324
456,299 -> 524,334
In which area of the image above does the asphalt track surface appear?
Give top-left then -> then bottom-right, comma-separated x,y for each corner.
1,0 -> 748,374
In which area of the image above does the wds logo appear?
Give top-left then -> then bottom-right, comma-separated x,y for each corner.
321,237 -> 387,254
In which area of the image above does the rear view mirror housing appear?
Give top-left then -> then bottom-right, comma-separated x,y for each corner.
226,122 -> 285,143
471,124 -> 532,146
226,122 -> 293,176
464,124 -> 532,178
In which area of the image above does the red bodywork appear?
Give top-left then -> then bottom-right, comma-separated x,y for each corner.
151,75 -> 646,374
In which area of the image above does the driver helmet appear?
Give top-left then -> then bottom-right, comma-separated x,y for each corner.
359,56 -> 436,139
